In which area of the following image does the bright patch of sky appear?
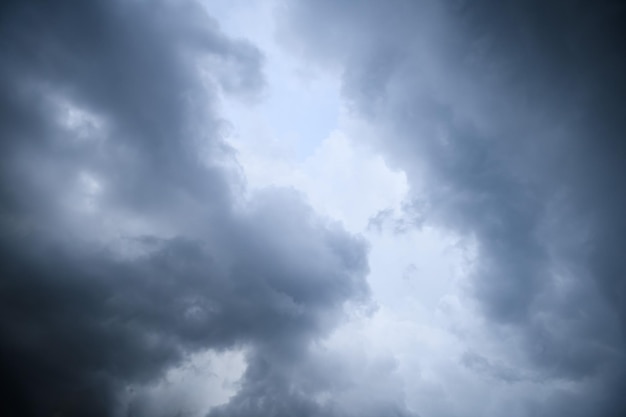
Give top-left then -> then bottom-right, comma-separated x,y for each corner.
210,0 -> 341,160
198,1 -> 498,414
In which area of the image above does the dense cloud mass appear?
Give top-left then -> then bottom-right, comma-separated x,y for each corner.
3,0 -> 626,416
280,0 -> 626,416
0,1 -> 382,416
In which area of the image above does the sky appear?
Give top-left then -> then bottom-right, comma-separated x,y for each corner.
1,1 -> 625,417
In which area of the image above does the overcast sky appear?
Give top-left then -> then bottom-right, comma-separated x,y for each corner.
1,1 -> 625,417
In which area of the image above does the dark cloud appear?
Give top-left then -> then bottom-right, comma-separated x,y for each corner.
281,0 -> 626,416
460,351 -> 524,384
0,1 -> 372,416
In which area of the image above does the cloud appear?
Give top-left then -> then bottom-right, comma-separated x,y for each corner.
280,0 -> 626,416
0,1 -> 375,416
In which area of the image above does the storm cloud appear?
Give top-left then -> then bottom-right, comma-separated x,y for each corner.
0,1 -> 376,416
280,0 -> 626,416
3,0 -> 626,416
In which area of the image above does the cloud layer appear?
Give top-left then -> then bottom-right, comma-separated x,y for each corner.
3,1 -> 625,416
280,0 -> 626,415
0,1 -> 379,416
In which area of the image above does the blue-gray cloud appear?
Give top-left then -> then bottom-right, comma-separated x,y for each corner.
0,1 -> 376,416
281,1 -> 626,416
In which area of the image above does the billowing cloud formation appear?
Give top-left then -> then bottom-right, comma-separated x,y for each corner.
0,1 -> 378,416
281,1 -> 626,416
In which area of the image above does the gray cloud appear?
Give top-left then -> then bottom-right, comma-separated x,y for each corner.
0,1 -> 375,416
281,0 -> 626,416
208,342 -> 417,417
460,351 -> 524,384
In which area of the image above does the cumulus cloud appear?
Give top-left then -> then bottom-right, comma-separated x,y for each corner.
280,0 -> 626,416
5,0 -> 625,416
0,1 -> 382,416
